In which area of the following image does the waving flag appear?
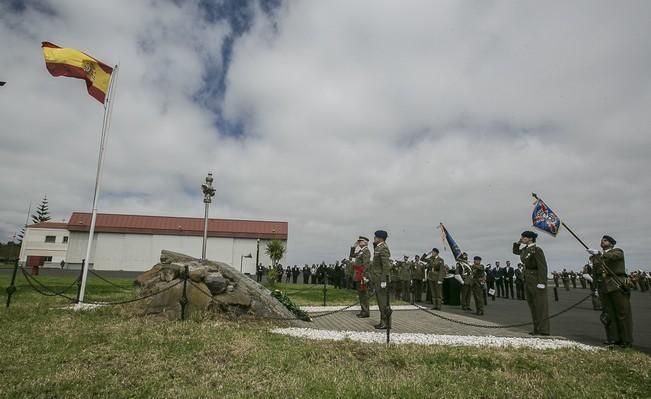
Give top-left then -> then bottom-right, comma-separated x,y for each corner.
41,42 -> 113,104
439,223 -> 462,260
532,196 -> 561,236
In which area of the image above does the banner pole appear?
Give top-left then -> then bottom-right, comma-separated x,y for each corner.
77,65 -> 119,306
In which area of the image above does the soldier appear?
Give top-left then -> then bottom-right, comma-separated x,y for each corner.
561,269 -> 571,291
370,230 -> 392,329
570,271 -> 577,288
457,253 -> 473,311
513,231 -> 550,336
302,264 -> 310,284
494,261 -> 503,298
292,265 -> 300,284
553,271 -> 560,288
412,255 -> 425,303
485,264 -> 495,300
588,235 -> 633,348
426,248 -> 446,310
391,260 -> 402,300
505,260 -> 515,299
351,236 -> 372,318
400,256 -> 412,302
515,263 -> 526,300
468,256 -> 486,315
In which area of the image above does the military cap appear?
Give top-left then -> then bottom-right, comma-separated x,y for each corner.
521,231 -> 538,239
474,256 -> 482,261
374,230 -> 388,239
602,235 -> 616,245
358,236 -> 369,242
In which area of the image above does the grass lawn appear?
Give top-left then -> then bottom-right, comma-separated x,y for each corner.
1,274 -> 650,398
265,282 -> 403,305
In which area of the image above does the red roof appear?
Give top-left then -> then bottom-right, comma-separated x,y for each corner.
27,222 -> 69,230
66,212 -> 288,240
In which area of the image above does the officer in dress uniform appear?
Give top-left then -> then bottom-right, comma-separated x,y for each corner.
351,236 -> 372,318
495,261 -> 505,298
588,235 -> 633,348
513,231 -> 550,336
515,263 -> 526,300
505,260 -> 515,299
370,230 -> 392,329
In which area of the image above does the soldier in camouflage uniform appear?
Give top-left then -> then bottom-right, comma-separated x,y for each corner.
391,260 -> 402,300
426,248 -> 446,310
513,231 -> 550,336
370,230 -> 392,329
588,235 -> 633,348
351,236 -> 372,318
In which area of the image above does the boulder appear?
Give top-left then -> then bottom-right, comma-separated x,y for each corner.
133,250 -> 295,320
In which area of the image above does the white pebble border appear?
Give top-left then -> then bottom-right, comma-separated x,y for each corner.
271,327 -> 601,351
61,303 -> 106,311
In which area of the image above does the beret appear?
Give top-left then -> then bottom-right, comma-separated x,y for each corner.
374,230 -> 388,239
521,231 -> 538,239
474,256 -> 482,261
431,248 -> 439,253
602,235 -> 616,245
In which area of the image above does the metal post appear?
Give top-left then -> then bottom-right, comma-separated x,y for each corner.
180,265 -> 189,321
5,258 -> 19,308
76,260 -> 86,303
386,274 -> 391,344
322,274 -> 327,306
255,238 -> 260,270
554,286 -> 559,302
201,172 -> 215,261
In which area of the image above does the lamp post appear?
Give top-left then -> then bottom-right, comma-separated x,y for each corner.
240,253 -> 252,273
255,238 -> 260,268
201,172 -> 216,261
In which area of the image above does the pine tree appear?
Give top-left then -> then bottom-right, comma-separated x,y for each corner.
31,195 -> 51,223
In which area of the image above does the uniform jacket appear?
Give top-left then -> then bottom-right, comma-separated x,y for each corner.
370,242 -> 391,284
427,256 -> 446,282
590,248 -> 626,293
512,243 -> 547,285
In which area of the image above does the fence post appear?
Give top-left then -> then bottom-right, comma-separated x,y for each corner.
180,265 -> 189,321
5,258 -> 19,308
76,259 -> 86,303
386,274 -> 391,344
553,286 -> 559,302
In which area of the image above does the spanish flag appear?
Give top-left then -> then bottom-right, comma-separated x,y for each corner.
41,42 -> 113,104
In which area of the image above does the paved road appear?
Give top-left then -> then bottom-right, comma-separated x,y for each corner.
294,287 -> 651,353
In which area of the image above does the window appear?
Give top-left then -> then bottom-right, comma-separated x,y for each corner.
45,256 -> 52,262
62,236 -> 69,243
45,236 -> 56,243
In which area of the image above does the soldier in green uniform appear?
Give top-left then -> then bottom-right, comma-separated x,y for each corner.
457,253 -> 473,311
370,230 -> 392,329
411,255 -> 425,303
426,248 -> 446,310
400,256 -> 412,302
391,260 -> 402,300
469,256 -> 486,315
588,235 -> 633,348
513,231 -> 550,336
351,236 -> 372,318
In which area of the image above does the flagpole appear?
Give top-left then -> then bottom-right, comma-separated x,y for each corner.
77,64 -> 119,306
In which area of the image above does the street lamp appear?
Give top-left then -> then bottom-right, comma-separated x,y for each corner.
255,238 -> 260,268
200,172 -> 216,261
240,253 -> 252,273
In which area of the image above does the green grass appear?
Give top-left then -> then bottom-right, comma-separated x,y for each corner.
1,274 -> 650,398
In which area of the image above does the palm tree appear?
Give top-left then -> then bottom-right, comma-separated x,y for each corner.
265,240 -> 286,267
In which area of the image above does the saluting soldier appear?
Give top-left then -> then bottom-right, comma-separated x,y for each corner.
400,256 -> 412,302
351,236 -> 372,318
513,231 -> 550,336
426,248 -> 446,310
469,256 -> 486,315
370,230 -> 392,329
588,235 -> 633,348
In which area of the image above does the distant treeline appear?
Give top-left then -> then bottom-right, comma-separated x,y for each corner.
0,242 -> 21,262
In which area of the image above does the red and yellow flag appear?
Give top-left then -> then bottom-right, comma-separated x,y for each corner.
41,42 -> 113,104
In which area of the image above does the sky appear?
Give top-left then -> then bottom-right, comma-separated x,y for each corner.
1,0 -> 650,271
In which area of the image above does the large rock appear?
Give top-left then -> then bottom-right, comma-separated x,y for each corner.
133,250 -> 295,320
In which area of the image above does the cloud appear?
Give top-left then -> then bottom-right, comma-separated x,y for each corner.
2,0 -> 650,270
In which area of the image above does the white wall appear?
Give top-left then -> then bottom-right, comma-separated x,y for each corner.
19,227 -> 69,264
66,232 -> 285,272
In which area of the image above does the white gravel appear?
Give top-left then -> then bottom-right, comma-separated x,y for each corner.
61,303 -> 106,311
271,327 -> 601,351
